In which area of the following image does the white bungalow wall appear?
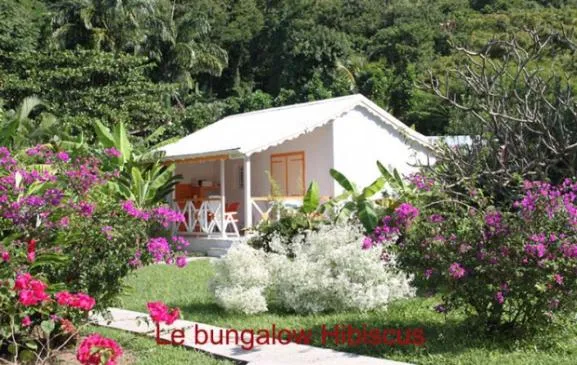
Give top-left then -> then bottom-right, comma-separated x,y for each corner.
331,106 -> 434,195
249,122 -> 335,199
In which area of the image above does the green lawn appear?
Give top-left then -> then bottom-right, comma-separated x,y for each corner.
96,259 -> 577,365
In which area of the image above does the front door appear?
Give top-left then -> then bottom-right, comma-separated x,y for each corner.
270,152 -> 305,196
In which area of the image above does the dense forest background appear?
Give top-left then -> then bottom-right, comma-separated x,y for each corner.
1,0 -> 577,141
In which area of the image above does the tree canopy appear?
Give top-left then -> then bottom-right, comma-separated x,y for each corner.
1,0 -> 577,139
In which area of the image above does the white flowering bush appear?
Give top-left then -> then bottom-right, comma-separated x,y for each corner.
211,224 -> 415,314
210,243 -> 270,314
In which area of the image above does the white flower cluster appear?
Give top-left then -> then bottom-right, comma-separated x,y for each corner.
210,224 -> 415,314
210,243 -> 270,314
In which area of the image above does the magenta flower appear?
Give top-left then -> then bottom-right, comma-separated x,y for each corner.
22,316 -> 32,327
147,237 -> 171,263
394,203 -> 419,225
121,200 -> 150,220
59,216 -> 70,228
56,151 -> 70,162
77,201 -> 95,217
484,211 -> 502,227
525,243 -> 547,258
448,262 -> 466,279
104,147 -> 122,158
554,274 -> 564,285
176,256 -> 188,268
424,268 -> 433,279
495,291 -> 505,304
152,206 -> 185,227
428,214 -> 445,223
361,236 -> 373,249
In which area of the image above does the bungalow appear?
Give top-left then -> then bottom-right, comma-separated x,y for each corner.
160,94 -> 437,256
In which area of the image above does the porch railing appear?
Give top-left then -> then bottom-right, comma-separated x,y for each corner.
172,198 -> 239,237
250,196 -> 332,224
173,196 -> 334,237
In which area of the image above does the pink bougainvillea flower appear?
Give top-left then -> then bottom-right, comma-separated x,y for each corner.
14,273 -> 32,290
175,256 -> 187,268
146,237 -> 171,263
554,274 -> 564,285
18,284 -> 50,306
104,147 -> 122,158
121,200 -> 150,220
448,262 -> 466,280
59,216 -> 70,227
55,291 -> 96,311
147,301 -> 180,325
495,291 -> 505,304
55,291 -> 74,306
56,151 -> 70,162
22,316 -> 32,327
76,334 -> 123,365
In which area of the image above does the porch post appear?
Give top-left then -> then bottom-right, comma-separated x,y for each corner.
220,159 -> 226,238
243,155 -> 252,230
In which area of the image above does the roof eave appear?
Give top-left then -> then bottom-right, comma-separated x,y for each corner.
161,148 -> 244,163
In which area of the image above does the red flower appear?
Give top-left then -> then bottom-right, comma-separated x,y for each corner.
76,334 -> 123,365
147,301 -> 180,325
14,274 -> 49,307
14,273 -> 32,290
27,239 -> 37,263
55,291 -> 96,311
22,316 -> 32,327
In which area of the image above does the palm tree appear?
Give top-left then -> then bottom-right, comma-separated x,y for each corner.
49,0 -> 154,51
142,0 -> 228,89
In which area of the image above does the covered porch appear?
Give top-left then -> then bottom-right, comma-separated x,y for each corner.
169,154 -> 307,239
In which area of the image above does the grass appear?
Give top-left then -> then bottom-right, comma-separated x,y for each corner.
99,259 -> 577,365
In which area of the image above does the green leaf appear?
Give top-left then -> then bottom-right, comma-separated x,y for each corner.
29,253 -> 69,270
20,349 -> 36,362
24,341 -> 38,351
113,121 -> 132,164
40,320 -> 55,336
377,161 -> 393,181
361,176 -> 385,198
301,181 -> 320,214
329,168 -> 355,192
358,200 -> 378,232
93,120 -> 115,148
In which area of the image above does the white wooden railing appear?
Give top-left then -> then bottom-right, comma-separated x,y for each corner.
250,196 -> 332,224
172,198 -> 239,237
173,196 -> 334,237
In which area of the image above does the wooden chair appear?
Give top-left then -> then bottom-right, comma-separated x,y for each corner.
224,202 -> 240,237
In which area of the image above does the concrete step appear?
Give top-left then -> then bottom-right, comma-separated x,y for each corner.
206,247 -> 228,258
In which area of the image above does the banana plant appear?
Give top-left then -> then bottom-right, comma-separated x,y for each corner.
0,97 -> 67,149
328,168 -> 385,232
117,163 -> 181,208
376,160 -> 424,209
299,181 -> 323,228
93,121 -> 182,208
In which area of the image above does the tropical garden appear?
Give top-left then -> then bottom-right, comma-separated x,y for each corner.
2,0 -> 577,364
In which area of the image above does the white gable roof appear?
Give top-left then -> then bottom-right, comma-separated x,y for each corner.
160,94 -> 435,161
